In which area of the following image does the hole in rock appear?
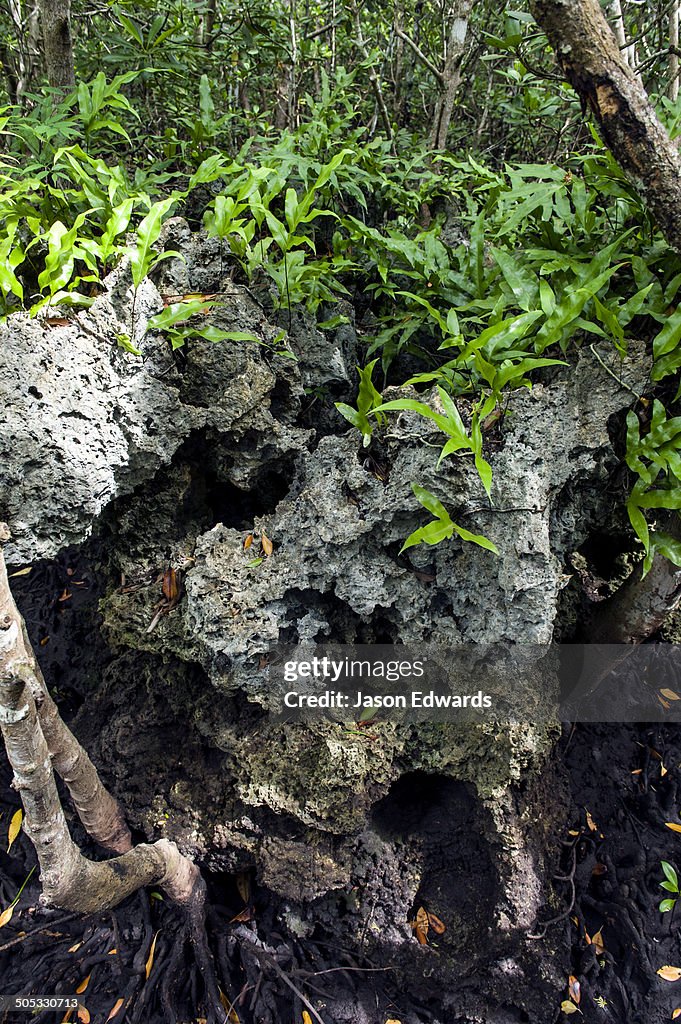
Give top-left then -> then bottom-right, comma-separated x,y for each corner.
276,587 -> 399,644
371,772 -> 498,948
202,463 -> 293,529
576,530 -> 632,581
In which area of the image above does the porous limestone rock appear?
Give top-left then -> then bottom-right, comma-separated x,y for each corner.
0,252 -> 309,565
0,221 -> 652,1023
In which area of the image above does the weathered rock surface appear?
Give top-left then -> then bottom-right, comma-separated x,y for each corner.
0,245 -> 310,564
0,222 -> 653,1022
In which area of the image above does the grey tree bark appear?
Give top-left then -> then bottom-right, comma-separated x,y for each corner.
0,0 -> 41,102
0,523 -> 203,915
37,0 -> 74,90
671,0 -> 680,103
395,0 -> 473,150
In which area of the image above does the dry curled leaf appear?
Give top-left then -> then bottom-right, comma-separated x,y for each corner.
162,567 -> 179,602
228,906 -> 253,924
661,689 -> 681,701
568,975 -> 581,1004
591,928 -> 605,955
77,1006 -> 90,1023
58,589 -> 72,602
0,904 -> 14,928
9,566 -> 31,577
410,906 -> 430,945
236,871 -> 250,904
673,1010 -> 681,1020
261,532 -> 273,557
106,998 -> 124,1021
243,533 -> 254,550
68,941 -> 82,953
560,1000 -> 579,1015
385,1020 -> 403,1024
658,965 -> 681,982
218,988 -> 240,1022
302,1013 -> 313,1024
145,931 -> 159,979
76,974 -> 91,994
7,809 -> 22,853
427,911 -> 446,935
666,823 -> 681,834
585,810 -> 597,832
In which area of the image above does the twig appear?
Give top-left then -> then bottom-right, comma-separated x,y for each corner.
394,27 -> 444,84
0,912 -> 82,952
588,343 -> 642,400
240,940 -> 328,1024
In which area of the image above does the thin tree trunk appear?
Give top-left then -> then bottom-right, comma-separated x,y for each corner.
351,3 -> 393,141
37,0 -> 74,90
429,0 -> 473,150
671,0 -> 679,103
607,0 -> 637,70
2,0 -> 41,101
0,665 -> 200,913
530,0 -> 681,255
288,0 -> 298,129
197,0 -> 217,49
0,523 -> 202,915
0,526 -> 131,854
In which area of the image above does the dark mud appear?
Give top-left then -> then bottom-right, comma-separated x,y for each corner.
1,549 -> 680,1024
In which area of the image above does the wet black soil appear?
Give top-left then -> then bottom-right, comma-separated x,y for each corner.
1,549 -> 679,1024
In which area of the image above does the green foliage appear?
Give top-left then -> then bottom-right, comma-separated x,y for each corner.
625,402 -> 681,574
146,299 -> 278,352
336,360 -> 386,447
0,4 -> 677,563
659,860 -> 679,914
400,484 -> 498,555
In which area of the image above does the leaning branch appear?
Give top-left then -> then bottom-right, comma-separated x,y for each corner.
0,523 -> 203,915
394,26 -> 445,84
530,0 -> 681,254
0,523 -> 131,854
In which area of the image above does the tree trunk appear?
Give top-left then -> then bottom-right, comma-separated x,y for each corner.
671,0 -> 679,103
3,0 -> 41,101
0,523 -> 202,915
606,0 -> 637,71
429,0 -> 473,150
38,0 -> 74,90
529,0 -> 681,255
